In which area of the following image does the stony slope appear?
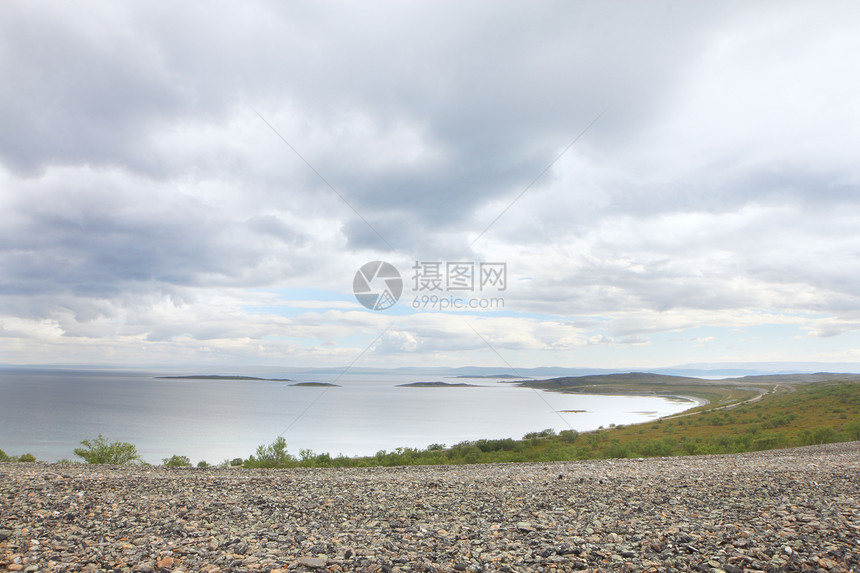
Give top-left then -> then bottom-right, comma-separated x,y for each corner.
2,443 -> 859,572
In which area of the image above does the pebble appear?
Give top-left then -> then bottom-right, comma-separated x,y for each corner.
1,442 -> 859,571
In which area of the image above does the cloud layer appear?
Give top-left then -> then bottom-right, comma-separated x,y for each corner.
2,1 -> 860,367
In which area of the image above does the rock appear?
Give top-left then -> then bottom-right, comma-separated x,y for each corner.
296,556 -> 327,569
1,442 -> 859,573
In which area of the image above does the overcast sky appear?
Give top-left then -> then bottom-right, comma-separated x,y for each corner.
2,1 -> 860,370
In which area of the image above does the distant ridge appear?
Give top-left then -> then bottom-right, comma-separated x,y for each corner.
516,371 -> 860,397
279,362 -> 860,379
7,361 -> 858,378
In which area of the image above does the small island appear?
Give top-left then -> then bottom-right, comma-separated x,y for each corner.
156,375 -> 293,382
397,381 -> 479,388
289,382 -> 340,387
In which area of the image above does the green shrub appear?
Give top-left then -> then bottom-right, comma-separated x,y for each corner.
0,448 -> 8,462
243,436 -> 295,468
682,441 -> 699,455
197,460 -> 210,468
757,433 -> 789,450
800,427 -> 840,446
17,453 -> 36,462
230,457 -> 243,466
601,440 -> 629,459
73,434 -> 140,465
475,438 -> 516,452
845,419 -> 860,441
523,428 -> 556,440
559,429 -> 579,443
762,413 -> 796,429
633,438 -> 675,457
298,448 -> 334,467
299,448 -> 315,462
162,454 -> 192,467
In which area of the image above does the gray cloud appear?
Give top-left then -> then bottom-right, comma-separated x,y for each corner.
2,1 -> 860,364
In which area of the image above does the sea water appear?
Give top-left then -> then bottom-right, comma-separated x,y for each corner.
0,368 -> 696,464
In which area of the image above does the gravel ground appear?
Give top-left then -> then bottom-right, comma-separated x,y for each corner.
2,442 -> 859,572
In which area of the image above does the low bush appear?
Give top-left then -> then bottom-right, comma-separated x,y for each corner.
558,429 -> 579,443
243,436 -> 295,468
475,438 -> 516,453
523,428 -> 556,440
0,450 -> 37,462
74,434 -> 140,465
162,454 -> 192,467
845,418 -> 860,441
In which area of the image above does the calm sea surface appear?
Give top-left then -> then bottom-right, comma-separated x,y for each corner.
0,368 -> 696,464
